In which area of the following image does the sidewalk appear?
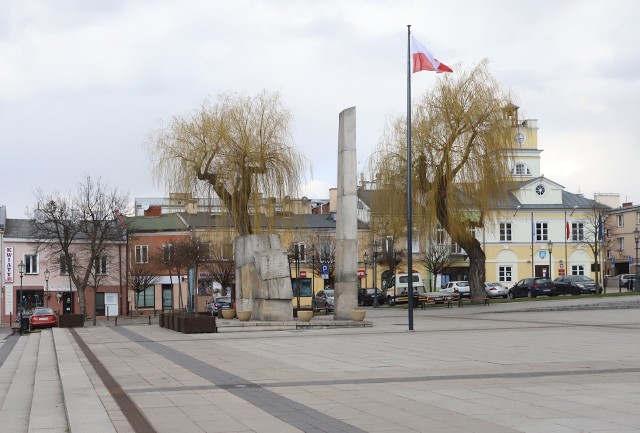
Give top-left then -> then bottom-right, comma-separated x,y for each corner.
2,295 -> 640,433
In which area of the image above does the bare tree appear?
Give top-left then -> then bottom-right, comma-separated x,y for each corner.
369,61 -> 516,299
173,237 -> 211,312
579,200 -> 610,291
148,90 -> 306,236
201,245 -> 235,297
308,235 -> 336,289
128,259 -> 164,314
28,175 -> 129,316
420,244 -> 455,291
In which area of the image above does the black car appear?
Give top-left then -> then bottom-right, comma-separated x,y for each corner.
358,288 -> 385,306
553,275 -> 598,294
508,278 -> 556,299
205,296 -> 233,316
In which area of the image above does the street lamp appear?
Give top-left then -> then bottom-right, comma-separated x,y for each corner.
547,241 -> 553,279
634,227 -> 639,291
44,267 -> 50,307
372,241 -> 380,307
18,260 -> 25,319
310,245 -> 317,299
363,252 -> 369,289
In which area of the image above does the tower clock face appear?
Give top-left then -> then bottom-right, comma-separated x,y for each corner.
515,132 -> 526,145
535,184 -> 546,196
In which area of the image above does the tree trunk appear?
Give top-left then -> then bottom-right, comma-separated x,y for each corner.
464,238 -> 486,299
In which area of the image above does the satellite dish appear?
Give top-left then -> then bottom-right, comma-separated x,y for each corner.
142,202 -> 150,211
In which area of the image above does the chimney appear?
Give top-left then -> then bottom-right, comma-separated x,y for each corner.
329,188 -> 337,212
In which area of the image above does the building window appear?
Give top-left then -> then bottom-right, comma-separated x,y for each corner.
135,245 -> 149,264
571,265 -> 585,275
24,254 -> 38,274
500,223 -> 512,242
292,243 -> 305,261
617,237 -> 624,252
95,256 -> 107,275
617,214 -> 624,227
637,212 -> 640,224
222,243 -> 233,260
60,255 -> 75,275
512,163 -> 531,176
536,222 -> 548,241
607,249 -> 611,259
436,223 -> 446,245
162,243 -> 175,263
571,222 -> 584,241
135,286 -> 155,308
499,266 -> 512,282
451,243 -> 463,254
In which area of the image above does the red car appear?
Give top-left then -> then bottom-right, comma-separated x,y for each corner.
30,307 -> 58,329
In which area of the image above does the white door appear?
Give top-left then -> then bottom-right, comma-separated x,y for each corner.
105,293 -> 119,317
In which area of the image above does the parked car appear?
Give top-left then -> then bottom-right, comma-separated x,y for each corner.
553,275 -> 599,294
484,282 -> 509,298
508,278 -> 557,299
29,307 -> 58,329
441,281 -> 470,298
619,274 -> 639,290
313,290 -> 335,310
206,296 -> 233,316
358,288 -> 385,306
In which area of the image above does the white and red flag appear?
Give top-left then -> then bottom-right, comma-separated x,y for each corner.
410,35 -> 452,73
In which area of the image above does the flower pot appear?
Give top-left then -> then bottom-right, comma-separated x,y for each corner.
350,309 -> 366,321
221,308 -> 236,319
236,310 -> 252,321
297,310 -> 313,322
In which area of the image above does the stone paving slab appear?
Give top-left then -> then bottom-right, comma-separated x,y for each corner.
53,297 -> 640,433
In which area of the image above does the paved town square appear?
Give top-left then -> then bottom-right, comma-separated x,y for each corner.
2,297 -> 640,433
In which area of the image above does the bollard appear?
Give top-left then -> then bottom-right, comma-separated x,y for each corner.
107,306 -> 109,321
115,317 -> 118,326
148,315 -> 151,325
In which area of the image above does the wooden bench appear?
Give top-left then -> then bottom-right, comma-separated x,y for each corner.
456,297 -> 490,307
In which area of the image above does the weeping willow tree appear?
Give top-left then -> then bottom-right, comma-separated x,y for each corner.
147,90 -> 306,236
369,61 -> 517,299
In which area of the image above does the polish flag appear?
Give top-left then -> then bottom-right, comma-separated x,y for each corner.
411,35 -> 452,73
566,222 -> 570,240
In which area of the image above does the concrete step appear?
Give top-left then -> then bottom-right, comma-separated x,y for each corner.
28,329 -> 67,433
0,332 -> 39,432
0,334 -> 28,409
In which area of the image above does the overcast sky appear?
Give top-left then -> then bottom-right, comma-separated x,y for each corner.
2,0 -> 639,217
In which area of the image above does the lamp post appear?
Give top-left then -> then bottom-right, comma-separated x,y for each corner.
363,252 -> 369,289
44,268 -> 50,308
547,241 -> 553,279
310,245 -> 317,299
18,260 -> 25,319
372,241 -> 380,307
294,244 -> 301,309
634,228 -> 639,291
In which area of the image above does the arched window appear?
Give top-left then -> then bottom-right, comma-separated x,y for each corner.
512,163 -> 531,176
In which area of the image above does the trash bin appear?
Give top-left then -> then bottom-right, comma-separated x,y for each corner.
20,316 -> 30,333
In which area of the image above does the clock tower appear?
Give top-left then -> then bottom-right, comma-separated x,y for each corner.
504,104 -> 542,178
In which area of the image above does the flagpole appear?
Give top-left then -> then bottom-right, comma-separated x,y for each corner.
406,24 -> 414,332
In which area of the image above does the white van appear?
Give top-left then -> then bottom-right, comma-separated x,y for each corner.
384,272 -> 453,305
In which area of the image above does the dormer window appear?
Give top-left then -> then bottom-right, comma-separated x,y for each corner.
512,163 -> 531,176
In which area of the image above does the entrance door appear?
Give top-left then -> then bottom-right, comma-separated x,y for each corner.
535,265 -> 549,278
104,293 -> 119,316
62,292 -> 74,314
95,292 -> 105,316
162,284 -> 173,310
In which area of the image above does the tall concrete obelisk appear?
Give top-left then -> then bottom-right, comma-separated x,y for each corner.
334,107 -> 358,319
